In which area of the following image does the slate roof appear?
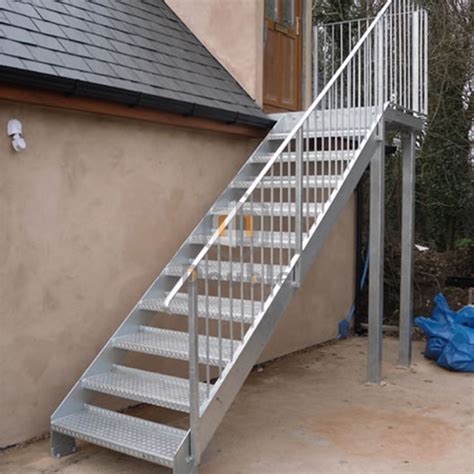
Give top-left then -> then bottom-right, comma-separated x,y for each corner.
0,0 -> 272,128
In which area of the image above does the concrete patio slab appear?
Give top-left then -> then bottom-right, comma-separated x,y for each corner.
1,337 -> 473,473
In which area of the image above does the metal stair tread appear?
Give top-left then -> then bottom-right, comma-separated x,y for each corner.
113,326 -> 239,367
231,175 -> 342,188
211,201 -> 325,217
164,260 -> 285,285
51,404 -> 185,467
139,293 -> 258,324
268,129 -> 366,140
188,230 -> 309,248
82,365 -> 207,413
250,150 -> 354,163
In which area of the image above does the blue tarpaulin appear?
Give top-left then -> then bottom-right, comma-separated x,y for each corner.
415,294 -> 474,372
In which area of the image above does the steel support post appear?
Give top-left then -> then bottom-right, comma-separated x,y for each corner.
398,131 -> 416,367
368,124 -> 385,384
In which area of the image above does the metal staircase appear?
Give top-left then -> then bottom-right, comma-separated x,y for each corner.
51,1 -> 427,472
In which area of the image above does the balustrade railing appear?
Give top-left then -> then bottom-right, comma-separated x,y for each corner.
163,0 -> 428,462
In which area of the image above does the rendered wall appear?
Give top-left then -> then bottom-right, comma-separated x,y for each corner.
166,0 -> 265,105
0,100 -> 354,447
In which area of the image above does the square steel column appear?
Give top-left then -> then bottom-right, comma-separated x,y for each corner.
398,131 -> 416,367
368,127 -> 385,384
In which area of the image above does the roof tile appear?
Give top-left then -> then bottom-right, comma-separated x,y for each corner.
0,52 -> 23,68
4,11 -> 38,31
0,0 -> 270,127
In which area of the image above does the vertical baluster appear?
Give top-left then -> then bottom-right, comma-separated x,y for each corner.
378,17 -> 384,114
188,267 -> 200,466
270,157 -> 275,288
424,10 -> 428,114
408,1 -> 412,109
260,180 -> 265,311
323,25 -> 327,88
334,76 -> 337,192
383,16 -> 386,108
331,25 -> 335,77
348,51 -> 352,160
239,213 -> 244,339
217,233 -> 222,375
367,22 -> 371,110
250,191 -> 255,324
294,127 -> 303,286
404,0 -> 407,109
315,107 -> 320,218
329,81 -> 334,200
352,31 -> 356,158
340,22 -> 343,75
398,0 -> 402,108
228,218 -> 234,358
412,4 -> 420,113
358,23 -> 362,143
308,115 -> 311,233
287,138 -> 292,269
420,6 -> 423,112
279,152 -> 284,283
391,3 -> 394,102
204,254 -> 210,397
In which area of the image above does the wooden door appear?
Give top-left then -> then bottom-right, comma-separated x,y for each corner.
263,0 -> 303,112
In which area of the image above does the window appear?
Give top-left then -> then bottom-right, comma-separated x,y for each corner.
264,0 -> 278,21
265,0 -> 295,28
281,0 -> 295,27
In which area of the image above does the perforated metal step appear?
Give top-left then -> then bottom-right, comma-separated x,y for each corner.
268,129 -> 364,140
51,405 -> 185,467
231,175 -> 342,189
139,293 -> 258,324
165,260 -> 284,285
211,201 -> 324,217
82,365 -> 207,412
250,150 -> 353,163
113,326 -> 240,367
188,230 -> 309,248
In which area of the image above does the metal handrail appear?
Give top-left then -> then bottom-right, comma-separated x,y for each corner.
168,1 -> 428,464
164,0 -> 398,310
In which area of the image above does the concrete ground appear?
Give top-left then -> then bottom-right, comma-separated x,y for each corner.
1,336 -> 473,473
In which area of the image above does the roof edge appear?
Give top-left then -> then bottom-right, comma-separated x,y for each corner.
0,67 -> 275,130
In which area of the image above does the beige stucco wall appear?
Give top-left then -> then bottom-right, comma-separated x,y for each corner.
0,100 -> 354,447
166,0 -> 265,105
166,0 -> 313,108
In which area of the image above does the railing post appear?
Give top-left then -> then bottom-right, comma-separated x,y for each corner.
188,270 -> 200,467
292,126 -> 304,287
377,17 -> 384,115
412,9 -> 420,112
423,10 -> 428,115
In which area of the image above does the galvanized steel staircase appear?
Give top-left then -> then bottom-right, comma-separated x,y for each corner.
51,1 -> 427,472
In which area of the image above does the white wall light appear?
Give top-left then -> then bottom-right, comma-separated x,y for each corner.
7,119 -> 27,152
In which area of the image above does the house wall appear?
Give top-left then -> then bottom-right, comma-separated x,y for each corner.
0,100 -> 355,447
166,0 -> 313,108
